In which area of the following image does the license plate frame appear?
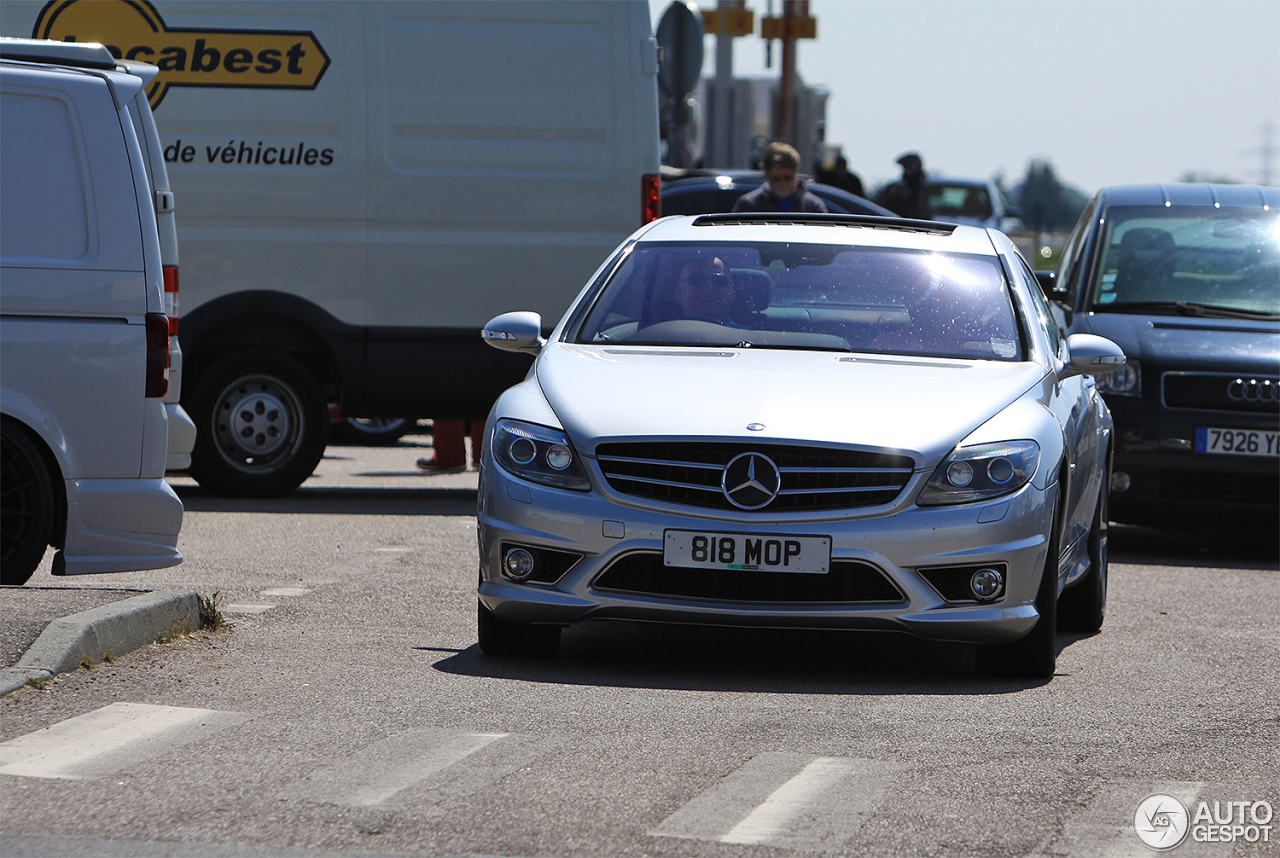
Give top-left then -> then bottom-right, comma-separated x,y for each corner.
663,530 -> 832,575
1194,427 -> 1280,458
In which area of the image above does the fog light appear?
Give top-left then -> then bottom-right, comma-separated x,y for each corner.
970,567 -> 1004,601
1111,471 -> 1131,493
503,547 -> 535,581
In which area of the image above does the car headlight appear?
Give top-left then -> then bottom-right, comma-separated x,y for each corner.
492,418 -> 591,491
1095,359 -> 1140,396
917,440 -> 1040,506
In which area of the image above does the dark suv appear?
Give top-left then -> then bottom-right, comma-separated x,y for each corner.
1039,183 -> 1279,528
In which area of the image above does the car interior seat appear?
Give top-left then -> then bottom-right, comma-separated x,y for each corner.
729,268 -> 771,327
1113,227 -> 1176,302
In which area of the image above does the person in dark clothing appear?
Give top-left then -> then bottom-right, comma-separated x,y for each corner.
818,155 -> 865,198
875,152 -> 933,220
732,142 -> 829,213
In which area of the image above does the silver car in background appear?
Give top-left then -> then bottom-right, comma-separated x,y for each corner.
477,214 -> 1125,679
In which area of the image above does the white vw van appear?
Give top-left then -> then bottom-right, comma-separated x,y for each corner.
3,0 -> 663,497
1,40 -> 184,584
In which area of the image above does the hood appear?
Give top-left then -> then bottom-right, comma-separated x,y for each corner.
1082,313 -> 1280,372
535,344 -> 1046,468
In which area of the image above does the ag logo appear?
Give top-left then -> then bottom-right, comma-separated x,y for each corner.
1134,794 -> 1190,851
32,0 -> 330,109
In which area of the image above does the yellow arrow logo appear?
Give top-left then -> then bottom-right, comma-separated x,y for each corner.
32,0 -> 330,109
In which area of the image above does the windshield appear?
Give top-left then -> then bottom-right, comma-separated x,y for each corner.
575,242 -> 1024,360
928,183 -> 994,220
1090,206 -> 1280,316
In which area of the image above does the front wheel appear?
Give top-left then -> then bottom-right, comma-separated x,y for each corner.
1059,470 -> 1109,633
977,490 -> 1060,679
477,601 -> 561,657
187,351 -> 328,498
1,421 -> 55,585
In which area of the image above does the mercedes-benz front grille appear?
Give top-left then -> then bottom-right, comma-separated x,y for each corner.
591,552 -> 905,603
594,442 -> 914,512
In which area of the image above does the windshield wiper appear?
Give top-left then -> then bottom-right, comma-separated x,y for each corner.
736,341 -> 854,352
1100,301 -> 1279,320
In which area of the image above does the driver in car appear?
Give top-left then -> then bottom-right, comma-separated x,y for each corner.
675,256 -> 736,324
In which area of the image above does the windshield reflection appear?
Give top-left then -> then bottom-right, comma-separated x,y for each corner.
576,243 -> 1023,361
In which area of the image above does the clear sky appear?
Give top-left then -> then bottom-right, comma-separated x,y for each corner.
649,0 -> 1280,196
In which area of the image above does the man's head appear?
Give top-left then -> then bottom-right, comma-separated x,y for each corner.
896,152 -> 923,177
762,142 -> 801,198
676,256 -> 734,323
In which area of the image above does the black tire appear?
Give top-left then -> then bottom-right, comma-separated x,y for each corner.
328,417 -> 414,446
477,601 -> 561,657
1,422 -> 55,585
187,350 -> 328,498
1059,468 -> 1109,633
977,490 -> 1060,679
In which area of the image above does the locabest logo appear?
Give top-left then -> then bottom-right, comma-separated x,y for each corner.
32,0 -> 330,109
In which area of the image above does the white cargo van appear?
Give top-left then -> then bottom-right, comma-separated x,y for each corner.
1,40 -> 184,584
3,0 -> 662,497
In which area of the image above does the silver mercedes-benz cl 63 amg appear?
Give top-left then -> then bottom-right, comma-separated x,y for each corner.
476,213 -> 1126,678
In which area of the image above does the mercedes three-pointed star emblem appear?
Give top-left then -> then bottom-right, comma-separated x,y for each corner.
722,452 -> 782,510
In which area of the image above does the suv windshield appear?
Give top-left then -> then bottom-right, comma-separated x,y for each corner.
576,242 -> 1023,360
1090,206 -> 1280,317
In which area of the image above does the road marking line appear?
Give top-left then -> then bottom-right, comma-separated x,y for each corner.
298,730 -> 509,807
222,603 -> 275,614
651,752 -> 892,851
0,703 -> 249,780
720,757 -> 854,845
260,587 -> 311,597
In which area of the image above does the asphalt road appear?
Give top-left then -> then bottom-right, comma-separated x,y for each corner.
2,440 -> 1277,858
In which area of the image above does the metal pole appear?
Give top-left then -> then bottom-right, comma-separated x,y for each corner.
778,0 -> 796,146
711,0 -> 737,167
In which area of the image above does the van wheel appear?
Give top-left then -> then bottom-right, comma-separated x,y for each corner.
477,601 -> 561,657
187,351 -> 328,498
977,490 -> 1060,679
329,417 -> 415,446
1,422 -> 55,585
1059,475 -> 1109,633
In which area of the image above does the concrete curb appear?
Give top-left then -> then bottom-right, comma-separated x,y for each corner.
0,590 -> 201,697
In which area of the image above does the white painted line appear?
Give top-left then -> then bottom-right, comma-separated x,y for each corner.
720,757 -> 854,845
0,703 -> 250,780
375,547 -> 412,554
221,603 -> 275,614
651,752 -> 894,851
260,587 -> 311,597
299,730 -> 509,807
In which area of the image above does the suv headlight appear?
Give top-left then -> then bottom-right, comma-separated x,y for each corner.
1095,359 -> 1140,396
492,418 -> 591,491
918,440 -> 1040,506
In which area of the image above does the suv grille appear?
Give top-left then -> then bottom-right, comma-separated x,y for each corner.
594,442 -> 914,512
591,552 -> 905,603
1163,373 -> 1280,414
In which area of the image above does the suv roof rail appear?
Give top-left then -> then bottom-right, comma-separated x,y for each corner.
690,212 -> 959,234
0,38 -> 117,70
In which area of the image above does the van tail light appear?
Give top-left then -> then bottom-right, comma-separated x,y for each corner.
145,313 -> 170,398
642,173 -> 661,223
162,265 -> 179,336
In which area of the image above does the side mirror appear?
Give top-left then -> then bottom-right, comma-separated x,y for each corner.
1062,333 -> 1126,379
481,311 -> 544,355
1034,270 -> 1064,299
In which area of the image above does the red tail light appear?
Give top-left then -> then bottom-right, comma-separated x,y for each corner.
145,312 -> 170,398
642,173 -> 661,223
162,265 -> 179,336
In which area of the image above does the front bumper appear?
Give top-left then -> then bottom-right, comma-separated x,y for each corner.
477,461 -> 1054,645
1106,397 -> 1279,524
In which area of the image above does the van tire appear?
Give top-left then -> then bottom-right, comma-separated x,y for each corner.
1,422 -> 55,585
187,351 -> 328,498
